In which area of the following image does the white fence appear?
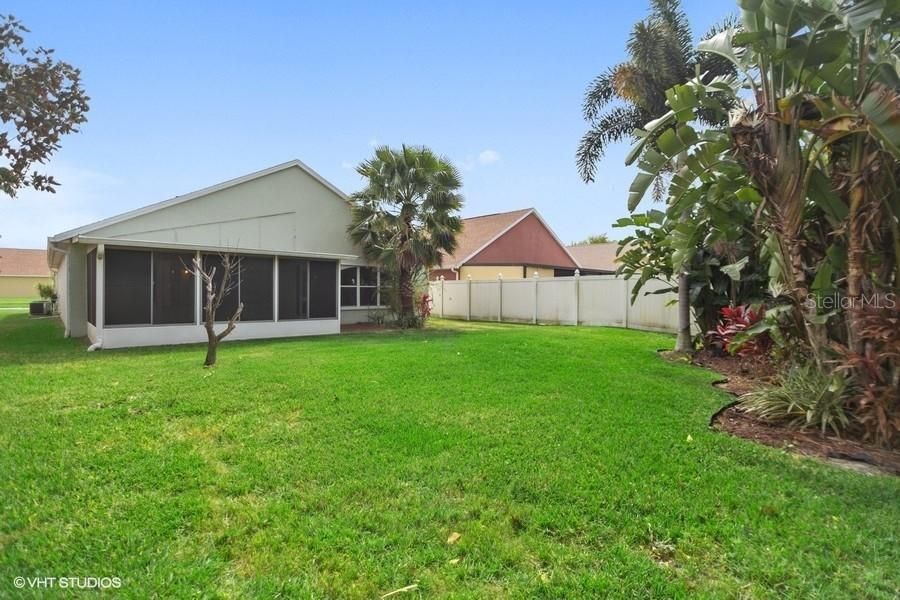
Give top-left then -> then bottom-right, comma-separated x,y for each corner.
429,274 -> 679,333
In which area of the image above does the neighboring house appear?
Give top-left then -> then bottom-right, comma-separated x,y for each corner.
565,243 -> 620,275
0,248 -> 53,298
430,208 -> 583,281
48,160 -> 385,349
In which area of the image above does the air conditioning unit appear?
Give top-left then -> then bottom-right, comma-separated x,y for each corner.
29,301 -> 51,316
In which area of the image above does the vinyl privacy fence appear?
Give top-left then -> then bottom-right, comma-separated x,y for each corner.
429,274 -> 679,333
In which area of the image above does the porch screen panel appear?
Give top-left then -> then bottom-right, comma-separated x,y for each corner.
153,251 -> 195,324
241,256 -> 274,321
202,255 -> 241,321
309,260 -> 337,319
86,249 -> 96,325
105,249 -> 151,325
278,258 -> 308,320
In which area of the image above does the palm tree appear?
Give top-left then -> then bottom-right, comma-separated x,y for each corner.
577,0 -> 735,352
349,145 -> 464,323
576,0 -> 734,182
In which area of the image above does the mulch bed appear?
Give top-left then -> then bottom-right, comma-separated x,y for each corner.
712,403 -> 900,475
662,349 -> 900,475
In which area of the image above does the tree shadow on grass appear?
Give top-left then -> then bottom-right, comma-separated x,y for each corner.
0,313 -> 464,368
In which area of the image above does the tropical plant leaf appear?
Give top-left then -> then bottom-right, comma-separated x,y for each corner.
721,256 -> 750,281
859,82 -> 900,157
840,0 -> 887,33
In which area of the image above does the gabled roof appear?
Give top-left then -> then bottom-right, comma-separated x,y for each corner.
441,208 -> 580,269
0,248 -> 52,277
566,243 -> 620,272
441,209 -> 531,268
49,159 -> 348,243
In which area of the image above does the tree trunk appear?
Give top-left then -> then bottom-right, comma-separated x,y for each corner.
398,267 -> 414,318
675,271 -> 693,353
204,323 -> 218,367
780,234 -> 826,365
846,181 -> 866,354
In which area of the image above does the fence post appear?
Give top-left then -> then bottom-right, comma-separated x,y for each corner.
532,271 -> 539,324
574,269 -> 580,326
623,278 -> 630,329
466,274 -> 472,321
497,273 -> 503,322
439,275 -> 445,318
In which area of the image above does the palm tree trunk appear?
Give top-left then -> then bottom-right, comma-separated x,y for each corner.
675,271 -> 692,352
398,266 -> 414,318
846,181 -> 866,354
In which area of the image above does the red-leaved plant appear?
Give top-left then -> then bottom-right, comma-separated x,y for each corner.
418,293 -> 432,320
706,305 -> 770,356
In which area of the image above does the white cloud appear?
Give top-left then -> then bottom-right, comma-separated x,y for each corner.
477,149 -> 501,165
0,163 -> 123,248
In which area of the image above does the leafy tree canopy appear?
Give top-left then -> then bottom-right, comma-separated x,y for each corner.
0,14 -> 89,196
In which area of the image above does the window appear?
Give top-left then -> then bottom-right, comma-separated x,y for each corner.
340,266 -> 383,307
153,252 -> 195,324
278,258 -> 308,320
86,249 -> 96,326
241,257 -> 274,321
105,249 -> 151,325
309,260 -> 337,318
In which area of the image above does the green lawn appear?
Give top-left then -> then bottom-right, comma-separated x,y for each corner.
0,297 -> 30,309
1,314 -> 898,598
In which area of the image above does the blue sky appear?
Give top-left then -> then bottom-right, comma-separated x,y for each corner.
2,0 -> 731,248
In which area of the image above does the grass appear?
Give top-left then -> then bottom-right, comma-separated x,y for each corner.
1,314 -> 899,598
0,297 -> 31,309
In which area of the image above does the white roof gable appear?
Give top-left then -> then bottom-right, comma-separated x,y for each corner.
50,159 -> 349,243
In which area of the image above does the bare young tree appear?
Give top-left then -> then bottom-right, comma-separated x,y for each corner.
193,254 -> 243,367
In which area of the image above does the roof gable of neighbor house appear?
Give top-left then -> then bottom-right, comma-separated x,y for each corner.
566,243 -> 620,273
440,209 -> 531,268
49,160 -> 360,260
449,209 -> 578,269
0,248 -> 51,277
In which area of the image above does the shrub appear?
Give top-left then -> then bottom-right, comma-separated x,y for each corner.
36,282 -> 55,300
394,293 -> 432,329
739,364 -> 848,436
418,293 -> 432,320
836,306 -> 900,448
706,304 -> 770,356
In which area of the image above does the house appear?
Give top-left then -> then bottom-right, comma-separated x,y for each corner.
429,208 -> 583,281
48,160 -> 385,349
0,248 -> 53,298
565,243 -> 620,275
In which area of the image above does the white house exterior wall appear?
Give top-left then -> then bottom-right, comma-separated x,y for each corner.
50,162 -> 376,348
83,167 -> 358,257
98,319 -> 339,349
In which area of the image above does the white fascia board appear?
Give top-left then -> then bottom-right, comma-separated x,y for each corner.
529,208 -> 583,269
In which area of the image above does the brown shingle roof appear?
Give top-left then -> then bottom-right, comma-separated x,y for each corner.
566,243 -> 620,272
0,248 -> 51,277
440,209 -> 532,268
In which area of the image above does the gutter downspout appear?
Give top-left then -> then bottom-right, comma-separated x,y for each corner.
87,339 -> 103,352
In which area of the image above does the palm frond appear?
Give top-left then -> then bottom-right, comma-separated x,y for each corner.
583,66 -> 622,121
577,106 -> 647,182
